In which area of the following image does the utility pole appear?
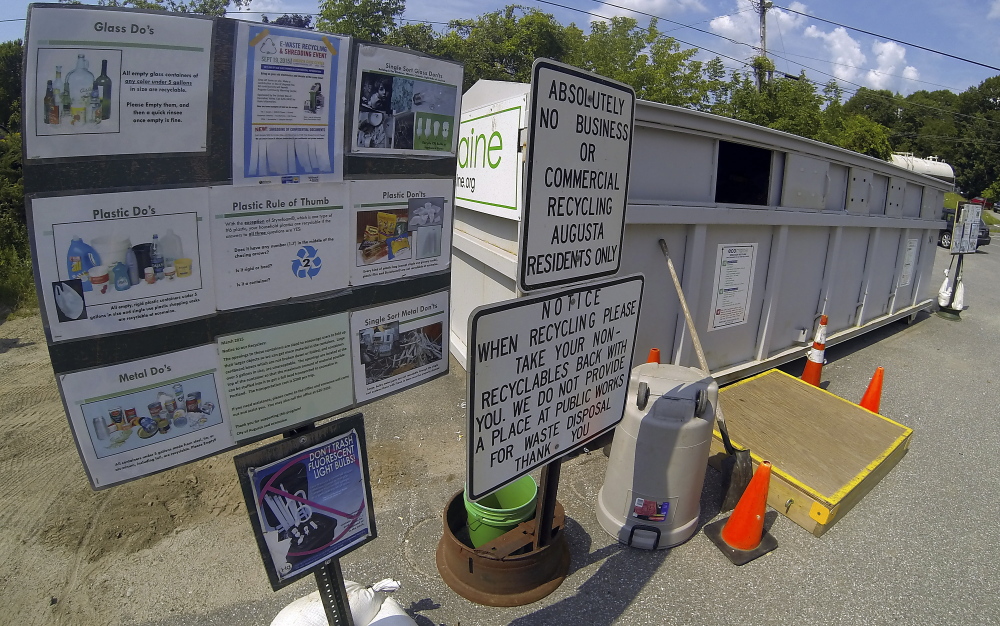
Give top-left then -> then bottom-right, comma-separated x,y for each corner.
751,0 -> 772,90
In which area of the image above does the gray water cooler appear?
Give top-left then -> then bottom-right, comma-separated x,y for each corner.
596,363 -> 718,550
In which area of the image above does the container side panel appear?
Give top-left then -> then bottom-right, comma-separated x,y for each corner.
860,228 -> 902,324
768,226 -> 829,357
825,228 -> 869,332
629,128 -> 715,203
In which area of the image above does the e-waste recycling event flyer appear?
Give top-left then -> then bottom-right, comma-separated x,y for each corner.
233,23 -> 349,185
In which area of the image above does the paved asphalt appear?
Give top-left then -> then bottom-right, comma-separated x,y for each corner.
148,243 -> 999,626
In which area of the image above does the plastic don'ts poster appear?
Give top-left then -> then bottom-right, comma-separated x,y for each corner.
233,23 -> 350,185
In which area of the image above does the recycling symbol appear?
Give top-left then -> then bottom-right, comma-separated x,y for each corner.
292,245 -> 322,279
260,38 -> 278,54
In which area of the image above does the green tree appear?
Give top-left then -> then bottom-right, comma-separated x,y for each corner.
383,23 -> 439,54
0,40 -> 22,132
834,115 -> 892,159
316,0 -> 404,42
842,87 -> 899,129
88,0 -> 248,16
262,14 -> 313,29
436,6 -> 571,90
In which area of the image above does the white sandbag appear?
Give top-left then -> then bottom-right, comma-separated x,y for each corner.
368,597 -> 418,626
346,579 -> 400,626
270,579 -> 401,626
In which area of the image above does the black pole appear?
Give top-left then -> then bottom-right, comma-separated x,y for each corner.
533,458 -> 562,548
315,559 -> 356,626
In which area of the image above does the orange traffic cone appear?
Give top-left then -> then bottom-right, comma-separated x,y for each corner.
704,461 -> 778,565
647,348 -> 661,364
801,315 -> 828,387
860,367 -> 884,414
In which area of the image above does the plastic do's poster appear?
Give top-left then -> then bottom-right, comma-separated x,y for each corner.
352,45 -> 462,156
233,23 -> 349,185
24,6 -> 212,159
58,344 -> 235,488
247,428 -> 372,585
350,179 -> 453,286
30,187 -> 215,342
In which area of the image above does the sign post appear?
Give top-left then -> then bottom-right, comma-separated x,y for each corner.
940,202 -> 980,319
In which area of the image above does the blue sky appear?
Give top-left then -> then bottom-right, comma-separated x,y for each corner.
5,0 -> 1000,98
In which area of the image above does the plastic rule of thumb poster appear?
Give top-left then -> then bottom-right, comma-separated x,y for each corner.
233,414 -> 376,590
232,22 -> 350,185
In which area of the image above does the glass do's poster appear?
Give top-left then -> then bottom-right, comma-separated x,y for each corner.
233,23 -> 349,185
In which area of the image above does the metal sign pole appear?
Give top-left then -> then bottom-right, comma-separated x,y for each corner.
533,458 -> 562,548
315,559 -> 356,626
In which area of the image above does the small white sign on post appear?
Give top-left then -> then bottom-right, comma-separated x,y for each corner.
951,203 -> 982,255
518,59 -> 635,293
467,275 -> 643,500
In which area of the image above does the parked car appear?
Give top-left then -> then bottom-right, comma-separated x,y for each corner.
939,208 -> 991,248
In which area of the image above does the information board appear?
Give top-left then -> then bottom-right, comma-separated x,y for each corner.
234,414 -> 376,590
951,203 -> 981,255
518,59 -> 635,293
708,243 -> 758,332
467,275 -> 642,499
23,5 -> 462,490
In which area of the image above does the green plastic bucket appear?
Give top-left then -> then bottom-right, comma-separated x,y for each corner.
463,476 -> 538,548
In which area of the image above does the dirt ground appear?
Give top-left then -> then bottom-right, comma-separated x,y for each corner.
0,310 -> 468,626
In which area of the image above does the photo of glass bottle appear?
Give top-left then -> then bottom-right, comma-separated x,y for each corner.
96,59 -> 112,120
66,53 -> 94,125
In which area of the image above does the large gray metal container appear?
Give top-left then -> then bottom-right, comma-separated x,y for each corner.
450,80 -> 949,384
596,363 -> 718,550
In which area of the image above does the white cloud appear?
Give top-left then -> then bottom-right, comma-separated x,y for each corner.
989,0 -> 1000,20
803,25 -> 866,82
593,0 -> 708,21
865,40 -> 917,90
709,0 -> 808,54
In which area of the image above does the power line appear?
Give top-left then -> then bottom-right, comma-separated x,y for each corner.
774,4 -> 1000,74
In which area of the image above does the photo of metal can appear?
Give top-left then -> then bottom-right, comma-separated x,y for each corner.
173,383 -> 184,403
173,409 -> 188,428
93,417 -> 109,440
139,416 -> 157,434
147,401 -> 163,418
186,392 -> 200,413
200,402 -> 214,415
165,398 -> 177,413
108,406 -> 124,425
157,418 -> 170,434
124,408 -> 138,425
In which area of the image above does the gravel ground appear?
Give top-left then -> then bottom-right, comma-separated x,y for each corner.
1,243 -> 998,626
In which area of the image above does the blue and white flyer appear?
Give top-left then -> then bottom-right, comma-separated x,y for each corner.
248,428 -> 372,582
232,22 -> 349,185
210,183 -> 350,310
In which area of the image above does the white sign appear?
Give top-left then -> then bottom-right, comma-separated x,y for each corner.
518,59 -> 635,292
709,243 -> 757,332
350,179 -> 453,286
351,45 -> 463,156
24,6 -> 213,159
951,203 -> 981,255
454,95 -> 525,219
349,291 -> 450,403
59,344 -> 235,488
31,187 -> 216,342
232,23 -> 350,185
898,238 -> 919,288
210,184 -> 351,310
467,275 -> 642,499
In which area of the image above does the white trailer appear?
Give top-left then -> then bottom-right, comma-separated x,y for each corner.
451,80 -> 948,383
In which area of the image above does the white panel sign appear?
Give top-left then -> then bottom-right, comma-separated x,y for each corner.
519,59 -> 635,292
951,203 -> 981,255
898,238 -> 918,287
709,243 -> 757,332
454,96 -> 525,219
467,275 -> 642,499
24,6 -> 213,160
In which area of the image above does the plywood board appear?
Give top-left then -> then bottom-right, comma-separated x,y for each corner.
711,369 -> 912,536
